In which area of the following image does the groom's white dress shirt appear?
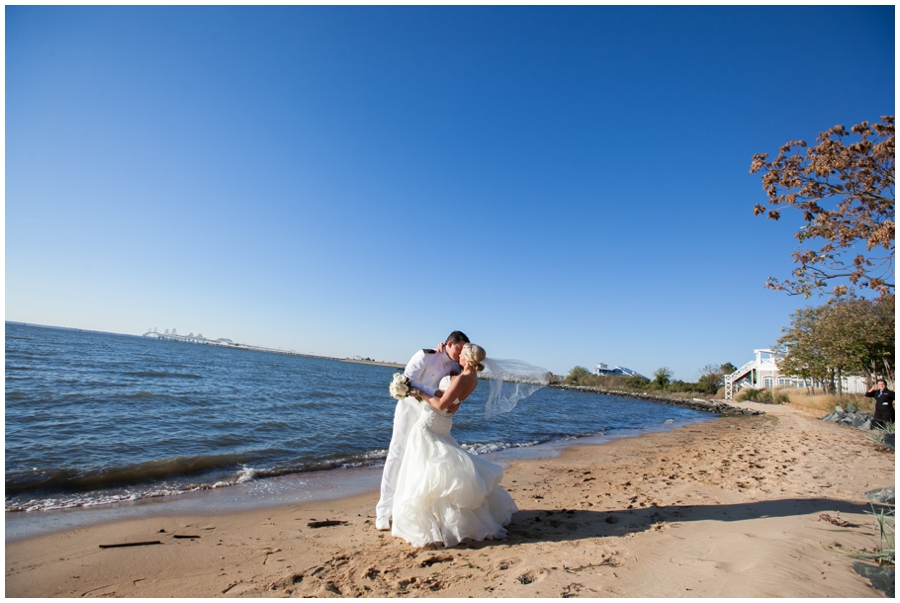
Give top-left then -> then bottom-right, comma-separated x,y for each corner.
404,349 -> 459,396
376,348 -> 460,524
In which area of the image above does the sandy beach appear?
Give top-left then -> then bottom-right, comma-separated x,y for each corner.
6,401 -> 894,598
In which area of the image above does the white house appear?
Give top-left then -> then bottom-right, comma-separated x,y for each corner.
593,363 -> 646,379
724,348 -> 869,400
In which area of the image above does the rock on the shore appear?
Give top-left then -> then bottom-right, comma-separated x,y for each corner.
852,562 -> 895,598
820,405 -> 873,430
863,486 -> 895,505
548,385 -> 762,415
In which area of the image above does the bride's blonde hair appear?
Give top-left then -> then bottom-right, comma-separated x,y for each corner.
462,343 -> 486,372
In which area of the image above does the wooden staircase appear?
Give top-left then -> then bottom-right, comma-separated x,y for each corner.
724,360 -> 757,400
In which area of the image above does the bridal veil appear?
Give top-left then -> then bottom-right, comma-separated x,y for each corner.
481,358 -> 549,418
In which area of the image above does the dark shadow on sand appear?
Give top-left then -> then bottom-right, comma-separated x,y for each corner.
450,498 -> 888,549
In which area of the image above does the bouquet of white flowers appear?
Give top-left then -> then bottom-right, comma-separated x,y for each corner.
389,373 -> 421,401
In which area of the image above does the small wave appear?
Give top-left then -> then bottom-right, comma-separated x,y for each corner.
248,457 -> 385,480
235,466 -> 257,483
7,487 -> 184,513
5,469 -> 267,513
460,428 -> 614,456
5,456 -> 387,513
126,371 -> 203,379
461,439 -> 544,455
5,453 -> 251,496
4,449 -> 395,512
5,351 -> 46,361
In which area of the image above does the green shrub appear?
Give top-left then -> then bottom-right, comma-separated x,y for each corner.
652,367 -> 673,389
735,388 -> 756,401
565,366 -> 591,385
666,380 -> 689,392
736,388 -> 774,403
625,375 -> 650,389
773,391 -> 791,404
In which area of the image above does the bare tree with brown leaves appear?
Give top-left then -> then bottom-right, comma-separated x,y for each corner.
750,116 -> 894,298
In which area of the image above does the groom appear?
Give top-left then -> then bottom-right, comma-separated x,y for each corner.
375,330 -> 470,530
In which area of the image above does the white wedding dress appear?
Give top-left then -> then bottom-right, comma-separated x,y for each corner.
391,376 -> 518,547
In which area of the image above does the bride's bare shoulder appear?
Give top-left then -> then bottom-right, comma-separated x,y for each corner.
456,372 -> 478,398
456,371 -> 477,384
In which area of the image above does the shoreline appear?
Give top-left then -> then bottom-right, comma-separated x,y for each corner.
6,401 -> 893,597
547,383 -> 754,415
5,416 -> 711,543
339,358 -> 404,368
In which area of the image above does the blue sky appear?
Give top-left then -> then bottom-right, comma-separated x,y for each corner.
6,6 -> 895,379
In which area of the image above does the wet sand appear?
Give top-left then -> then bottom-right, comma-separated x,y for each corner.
6,401 -> 894,597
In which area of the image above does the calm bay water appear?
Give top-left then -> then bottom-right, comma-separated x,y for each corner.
6,322 -> 713,513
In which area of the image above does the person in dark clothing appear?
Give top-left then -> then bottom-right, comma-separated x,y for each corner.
865,379 -> 895,429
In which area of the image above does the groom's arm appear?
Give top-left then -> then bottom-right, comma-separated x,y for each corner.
404,350 -> 437,396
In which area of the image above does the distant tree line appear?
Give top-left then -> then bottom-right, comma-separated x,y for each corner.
565,295 -> 894,398
563,362 -> 737,396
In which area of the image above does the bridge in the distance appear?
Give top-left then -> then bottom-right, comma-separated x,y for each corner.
142,328 -> 328,359
142,329 -> 403,367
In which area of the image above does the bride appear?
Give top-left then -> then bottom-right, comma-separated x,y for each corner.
391,343 -> 517,548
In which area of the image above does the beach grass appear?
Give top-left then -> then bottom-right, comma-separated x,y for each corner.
867,421 -> 895,446
781,389 -> 875,414
737,387 -> 875,414
829,505 -> 895,567
868,506 -> 896,567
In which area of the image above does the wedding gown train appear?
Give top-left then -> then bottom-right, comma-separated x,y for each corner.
391,376 -> 517,547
